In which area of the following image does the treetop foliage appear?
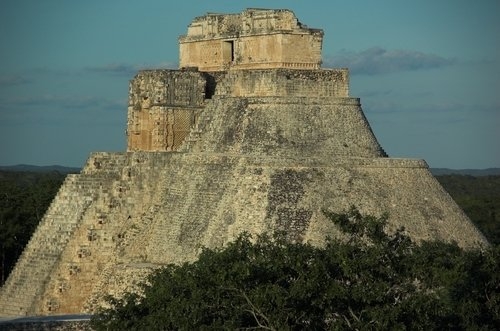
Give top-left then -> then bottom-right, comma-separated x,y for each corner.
92,208 -> 500,330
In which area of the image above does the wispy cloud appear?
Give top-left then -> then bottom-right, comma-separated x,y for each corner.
359,89 -> 393,98
30,67 -> 79,77
1,94 -> 124,111
364,100 -> 500,122
365,100 -> 466,114
85,63 -> 139,76
0,75 -> 31,86
324,47 -> 456,75
85,61 -> 178,76
0,94 -> 126,128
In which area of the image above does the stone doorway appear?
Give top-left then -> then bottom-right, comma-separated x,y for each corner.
223,40 -> 234,64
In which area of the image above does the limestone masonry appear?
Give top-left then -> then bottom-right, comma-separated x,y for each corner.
0,9 -> 488,316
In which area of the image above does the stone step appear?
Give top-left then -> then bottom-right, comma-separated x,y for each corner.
0,172 -> 103,316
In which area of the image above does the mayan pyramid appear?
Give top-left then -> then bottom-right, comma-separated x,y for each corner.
0,8 -> 487,316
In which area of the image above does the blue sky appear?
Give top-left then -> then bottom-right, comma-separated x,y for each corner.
1,0 -> 498,169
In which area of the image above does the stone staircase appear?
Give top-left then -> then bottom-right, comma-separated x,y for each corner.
0,153 -> 129,317
0,175 -> 98,316
35,154 -> 132,314
36,152 -> 172,313
178,99 -> 217,152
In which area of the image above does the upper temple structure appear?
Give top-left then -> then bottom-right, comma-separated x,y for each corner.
0,9 -> 488,317
127,9 -> 349,152
179,9 -> 323,71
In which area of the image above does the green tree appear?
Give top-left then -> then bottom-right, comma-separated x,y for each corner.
92,208 -> 499,330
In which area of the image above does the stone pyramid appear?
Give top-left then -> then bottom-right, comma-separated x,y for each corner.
0,8 -> 487,316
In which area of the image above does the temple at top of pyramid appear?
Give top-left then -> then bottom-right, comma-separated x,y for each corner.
0,9 -> 488,318
127,8 -> 368,154
179,8 -> 324,71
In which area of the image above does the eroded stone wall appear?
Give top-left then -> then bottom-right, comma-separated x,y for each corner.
182,96 -> 384,158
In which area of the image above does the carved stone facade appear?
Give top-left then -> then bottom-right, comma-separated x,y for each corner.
127,70 -> 207,151
179,9 -> 323,71
0,9 -> 488,317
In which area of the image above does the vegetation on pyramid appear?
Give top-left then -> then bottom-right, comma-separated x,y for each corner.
92,209 -> 499,330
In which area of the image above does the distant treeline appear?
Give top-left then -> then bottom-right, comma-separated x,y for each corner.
431,168 -> 500,176
435,175 -> 500,245
0,171 -> 498,286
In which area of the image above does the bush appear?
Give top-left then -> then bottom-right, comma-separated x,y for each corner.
92,208 -> 500,330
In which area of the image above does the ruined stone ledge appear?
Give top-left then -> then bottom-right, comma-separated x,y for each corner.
228,67 -> 347,79
131,68 -> 201,76
0,316 -> 91,331
81,151 -> 426,170
171,153 -> 428,169
128,103 -> 205,110
228,62 -> 321,70
180,29 -> 324,42
213,95 -> 360,105
181,8 -> 322,40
